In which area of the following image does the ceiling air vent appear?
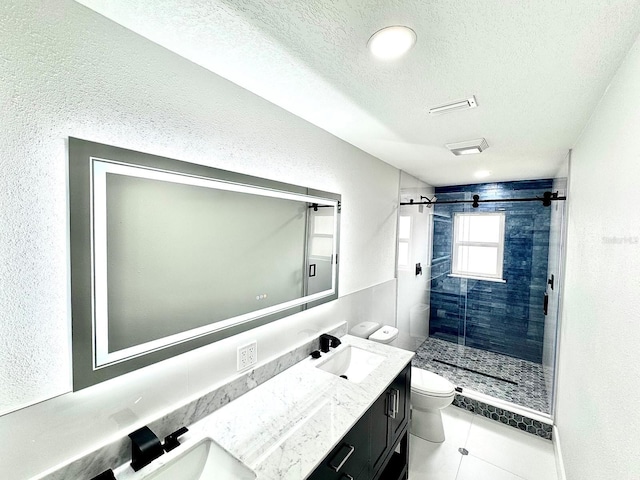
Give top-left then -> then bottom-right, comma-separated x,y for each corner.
445,138 -> 489,155
429,96 -> 478,115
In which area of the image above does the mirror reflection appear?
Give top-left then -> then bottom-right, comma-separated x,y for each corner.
69,138 -> 340,389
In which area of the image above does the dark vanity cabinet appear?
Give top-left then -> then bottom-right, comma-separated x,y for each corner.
371,363 -> 411,479
308,363 -> 411,480
308,409 -> 371,480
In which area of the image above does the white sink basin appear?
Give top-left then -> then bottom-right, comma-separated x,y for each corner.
119,437 -> 256,480
316,346 -> 384,383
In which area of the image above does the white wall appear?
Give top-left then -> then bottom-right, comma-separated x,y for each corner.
556,32 -> 640,480
395,172 -> 434,351
0,0 -> 399,475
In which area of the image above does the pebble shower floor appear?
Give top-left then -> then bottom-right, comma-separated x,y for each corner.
413,337 -> 551,414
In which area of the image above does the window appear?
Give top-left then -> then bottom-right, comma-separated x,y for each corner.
397,215 -> 411,268
452,212 -> 505,281
309,211 -> 335,258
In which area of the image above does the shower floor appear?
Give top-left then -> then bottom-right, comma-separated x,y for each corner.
413,337 -> 551,414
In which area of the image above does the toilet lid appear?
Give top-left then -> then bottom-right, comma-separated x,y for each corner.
369,326 -> 398,343
351,321 -> 381,338
411,367 -> 455,397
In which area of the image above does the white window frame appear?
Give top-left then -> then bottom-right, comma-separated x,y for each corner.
451,211 -> 506,281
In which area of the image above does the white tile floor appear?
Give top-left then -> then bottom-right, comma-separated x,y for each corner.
409,407 -> 558,480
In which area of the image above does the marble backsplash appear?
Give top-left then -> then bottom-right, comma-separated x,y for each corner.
39,323 -> 348,480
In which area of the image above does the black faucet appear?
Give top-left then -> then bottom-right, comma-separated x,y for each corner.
319,334 -> 341,353
128,426 -> 164,472
89,470 -> 116,480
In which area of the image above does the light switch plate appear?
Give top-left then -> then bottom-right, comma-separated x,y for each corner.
237,341 -> 257,371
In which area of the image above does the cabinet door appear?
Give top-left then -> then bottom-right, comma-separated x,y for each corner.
389,364 -> 411,447
369,389 -> 392,475
308,411 -> 370,480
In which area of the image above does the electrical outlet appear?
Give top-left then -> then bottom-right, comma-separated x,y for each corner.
246,341 -> 257,367
237,341 -> 257,371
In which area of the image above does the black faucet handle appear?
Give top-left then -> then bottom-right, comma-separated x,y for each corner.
330,336 -> 341,348
163,426 -> 189,452
129,426 -> 164,472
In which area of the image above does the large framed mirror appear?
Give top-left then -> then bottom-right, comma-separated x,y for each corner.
69,138 -> 340,390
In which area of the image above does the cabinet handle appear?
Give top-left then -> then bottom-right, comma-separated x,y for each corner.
393,389 -> 400,418
329,443 -> 355,472
388,389 -> 399,419
389,388 -> 400,419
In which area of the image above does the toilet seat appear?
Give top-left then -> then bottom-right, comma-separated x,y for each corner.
411,367 -> 455,397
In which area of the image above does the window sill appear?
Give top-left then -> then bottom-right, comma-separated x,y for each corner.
448,274 -> 506,283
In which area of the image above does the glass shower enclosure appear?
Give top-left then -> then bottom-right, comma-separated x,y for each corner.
415,179 -> 567,417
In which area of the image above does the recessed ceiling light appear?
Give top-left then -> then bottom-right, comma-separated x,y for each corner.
474,170 -> 492,179
446,138 -> 489,156
429,96 -> 478,115
367,26 -> 417,60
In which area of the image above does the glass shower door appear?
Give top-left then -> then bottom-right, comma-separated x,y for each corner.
427,180 -> 567,415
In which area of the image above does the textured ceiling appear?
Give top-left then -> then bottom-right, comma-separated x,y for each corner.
76,0 -> 640,186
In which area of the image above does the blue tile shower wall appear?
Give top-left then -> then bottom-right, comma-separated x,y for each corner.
428,180 -> 552,363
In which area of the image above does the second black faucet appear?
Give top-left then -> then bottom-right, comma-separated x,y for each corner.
319,334 -> 341,353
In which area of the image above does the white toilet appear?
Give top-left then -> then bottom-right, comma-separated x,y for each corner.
410,367 -> 456,443
351,322 -> 454,443
351,321 -> 399,344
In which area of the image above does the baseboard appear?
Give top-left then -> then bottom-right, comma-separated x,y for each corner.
553,425 -> 567,480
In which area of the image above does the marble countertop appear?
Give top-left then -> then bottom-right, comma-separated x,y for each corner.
115,335 -> 414,480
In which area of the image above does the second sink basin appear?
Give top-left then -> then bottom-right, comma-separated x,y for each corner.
120,437 -> 256,480
316,346 -> 384,383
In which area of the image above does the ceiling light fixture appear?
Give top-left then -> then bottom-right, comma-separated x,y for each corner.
446,138 -> 489,156
367,26 -> 417,60
474,170 -> 492,179
429,96 -> 478,115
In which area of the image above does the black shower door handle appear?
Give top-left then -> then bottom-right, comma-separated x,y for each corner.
543,293 -> 549,316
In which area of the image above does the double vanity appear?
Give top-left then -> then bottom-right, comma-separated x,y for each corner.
100,335 -> 413,480
58,141 -> 414,480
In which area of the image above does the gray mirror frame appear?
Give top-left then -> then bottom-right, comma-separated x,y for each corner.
69,138 -> 340,391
